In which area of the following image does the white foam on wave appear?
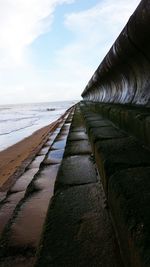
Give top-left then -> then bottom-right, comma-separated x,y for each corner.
0,101 -> 75,151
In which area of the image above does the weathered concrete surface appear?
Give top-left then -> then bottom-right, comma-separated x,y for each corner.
94,136 -> 150,193
108,167 -> 150,267
10,168 -> 39,193
0,256 -> 35,267
0,192 -> 24,236
34,106 -> 123,267
64,140 -> 91,156
3,103 -> 149,267
51,139 -> 67,150
89,125 -> 126,144
35,183 -> 122,267
37,146 -> 50,156
8,164 -> 60,248
80,102 -> 150,267
55,155 -> 97,191
28,155 -> 45,169
0,109 -> 74,267
44,149 -> 65,164
80,101 -> 150,149
86,119 -> 113,131
82,1 -> 150,107
67,131 -> 88,141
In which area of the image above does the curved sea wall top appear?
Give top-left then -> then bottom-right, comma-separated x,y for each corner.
82,0 -> 150,107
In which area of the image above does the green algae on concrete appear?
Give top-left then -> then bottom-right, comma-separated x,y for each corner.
108,167 -> 150,267
89,126 -> 127,144
86,119 -> 113,131
94,136 -> 150,193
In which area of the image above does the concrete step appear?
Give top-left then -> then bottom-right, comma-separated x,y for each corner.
80,102 -> 150,267
34,105 -> 123,267
0,108 -> 75,267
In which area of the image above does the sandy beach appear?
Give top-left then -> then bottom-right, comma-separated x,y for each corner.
0,115 -> 65,191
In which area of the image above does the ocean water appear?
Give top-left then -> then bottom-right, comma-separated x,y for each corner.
0,101 -> 75,152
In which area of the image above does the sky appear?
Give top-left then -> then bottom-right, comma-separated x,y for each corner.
0,0 -> 141,105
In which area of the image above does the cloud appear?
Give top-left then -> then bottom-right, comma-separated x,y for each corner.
64,0 -> 141,59
47,0 -> 141,99
0,0 -> 141,104
0,0 -> 74,68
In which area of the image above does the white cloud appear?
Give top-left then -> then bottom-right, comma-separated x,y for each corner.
47,0 -> 141,100
65,0 -> 140,32
0,0 -> 141,104
64,0 -> 141,60
0,0 -> 74,68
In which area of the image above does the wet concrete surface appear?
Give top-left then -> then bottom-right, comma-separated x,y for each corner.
0,168 -> 42,238
55,135 -> 68,141
0,107 -> 124,267
51,139 -> 67,150
71,126 -> 85,132
0,110 -> 74,267
44,149 -> 65,164
59,129 -> 69,136
35,107 -> 123,267
0,193 -> 6,203
55,155 -> 98,191
64,140 -> 91,156
0,192 -> 24,235
43,140 -> 54,147
28,155 -> 45,169
35,178 -> 123,267
68,131 -> 88,141
0,256 -> 35,267
10,168 -> 39,193
9,164 -> 60,248
37,146 -> 50,156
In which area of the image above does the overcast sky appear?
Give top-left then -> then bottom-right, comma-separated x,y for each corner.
0,0 -> 141,104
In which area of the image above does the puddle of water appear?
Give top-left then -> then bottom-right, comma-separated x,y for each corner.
28,155 -> 45,169
51,140 -> 67,150
44,149 -> 64,164
0,192 -> 24,235
9,165 -> 60,248
10,168 -> 39,193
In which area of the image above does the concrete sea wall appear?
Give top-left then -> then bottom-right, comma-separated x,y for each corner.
81,1 -> 150,266
82,0 -> 150,107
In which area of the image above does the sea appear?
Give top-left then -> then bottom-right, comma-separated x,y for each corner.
0,101 -> 76,152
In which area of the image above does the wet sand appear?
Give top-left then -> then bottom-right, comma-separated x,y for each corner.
0,116 -> 65,191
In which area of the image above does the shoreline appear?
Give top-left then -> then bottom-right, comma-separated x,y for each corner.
0,112 -> 68,191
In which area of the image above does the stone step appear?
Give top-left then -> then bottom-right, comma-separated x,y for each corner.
80,101 -> 150,267
34,105 -> 123,267
0,108 -> 74,267
81,101 -> 150,149
0,124 -> 62,237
